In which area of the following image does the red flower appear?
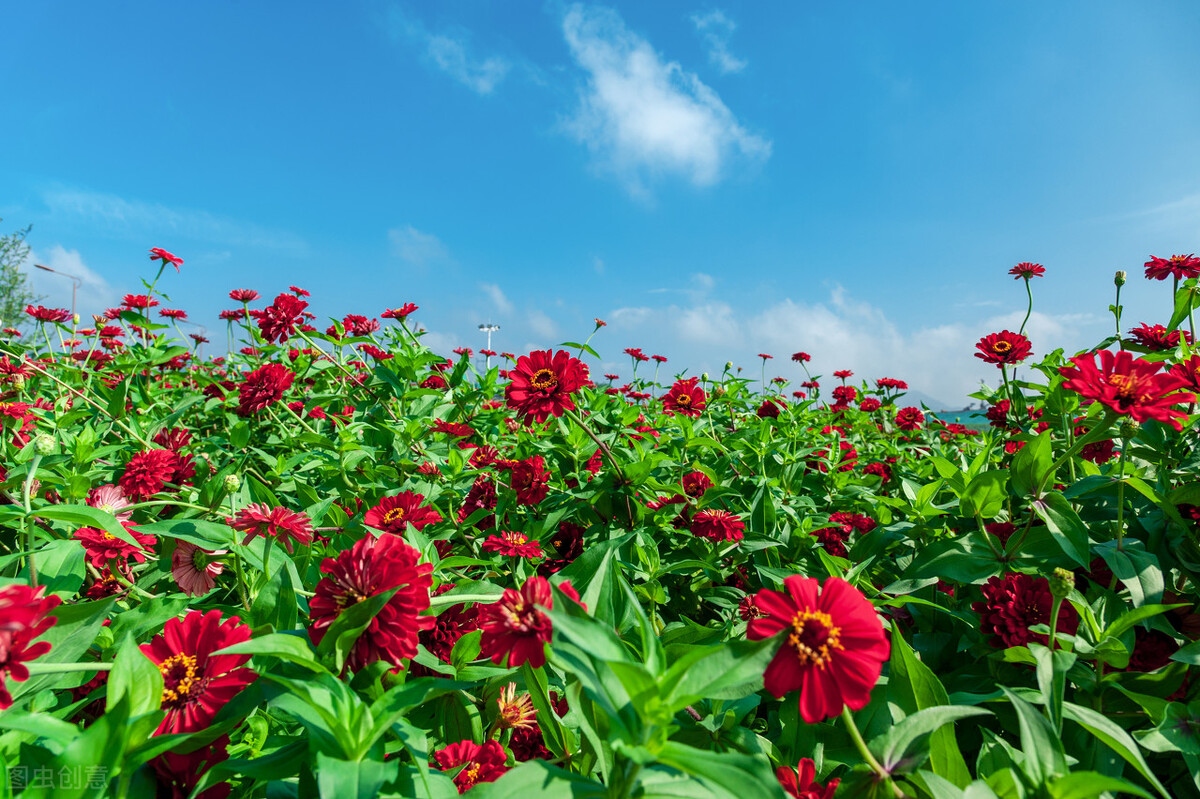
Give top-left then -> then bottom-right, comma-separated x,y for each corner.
479,576 -> 579,669
831,385 -> 856,406
777,758 -> 839,799
433,739 -> 509,793
863,462 -> 891,482
974,330 -> 1032,366
661,377 -> 706,417
420,600 -> 480,663
231,503 -> 314,553
510,455 -> 550,506
972,573 -> 1079,649
876,377 -> 907,390
0,585 -> 61,709
1128,323 -> 1190,351
73,523 -> 157,569
140,610 -> 256,734
682,471 -> 713,498
624,347 -> 649,362
759,353 -> 774,360
363,491 -> 444,534
382,303 -> 418,320
172,541 -> 226,597
1009,262 -> 1045,280
812,526 -> 849,557
237,363 -> 294,415
690,509 -> 745,542
309,533 -> 434,673
159,308 -> 188,320
504,350 -> 589,423
122,294 -> 159,310
833,369 -> 853,379
250,293 -> 308,343
151,736 -> 231,799
1144,253 -> 1200,282
859,398 -> 881,412
149,247 -> 184,271
1059,349 -> 1196,430
1169,354 -> 1200,393
229,289 -> 259,303
747,576 -> 889,723
894,406 -> 924,430
24,305 -> 72,323
120,448 -> 181,499
756,397 -> 784,418
482,531 -> 545,559
791,352 -> 811,363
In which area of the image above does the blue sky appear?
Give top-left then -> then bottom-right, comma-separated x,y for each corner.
3,1 -> 1199,405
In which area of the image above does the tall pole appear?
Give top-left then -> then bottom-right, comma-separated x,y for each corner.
34,264 -> 82,319
478,323 -> 500,371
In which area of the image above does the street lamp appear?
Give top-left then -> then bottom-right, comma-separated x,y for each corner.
34,264 -> 82,319
478,323 -> 500,370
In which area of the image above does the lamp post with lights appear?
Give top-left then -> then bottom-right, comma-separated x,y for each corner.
478,323 -> 500,370
34,264 -> 82,319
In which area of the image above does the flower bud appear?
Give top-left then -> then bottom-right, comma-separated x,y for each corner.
1114,270 -> 1127,287
701,372 -> 709,382
73,313 -> 81,326
1119,418 -> 1139,440
11,376 -> 24,391
1048,567 -> 1074,599
724,361 -> 733,371
223,474 -> 242,493
34,434 -> 56,456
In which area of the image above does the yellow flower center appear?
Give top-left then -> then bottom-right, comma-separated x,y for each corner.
382,507 -> 406,525
992,341 -> 1012,353
159,653 -> 201,707
787,609 -> 843,668
531,369 -> 558,391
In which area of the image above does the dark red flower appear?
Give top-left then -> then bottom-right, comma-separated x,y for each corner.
159,308 -> 188,320
894,406 -> 924,430
140,610 -> 257,734
0,585 -> 61,709
858,398 -> 881,412
73,523 -> 157,569
1009,262 -> 1045,280
24,305 -> 71,323
237,363 -> 294,415
876,377 -> 907,390
833,369 -> 853,379
363,491 -> 444,534
510,455 -> 550,506
250,293 -> 308,343
831,385 -> 856,405
756,397 -> 785,418
434,739 -> 509,793
624,347 -> 649,362
231,503 -> 314,553
974,330 -> 1032,366
309,533 -> 434,673
504,350 -> 589,423
420,600 -> 480,664
151,736 -> 231,799
122,294 -> 159,310
690,509 -> 745,542
661,377 -> 706,417
149,247 -> 184,271
747,576 -> 889,723
479,576 -> 579,669
119,448 -> 181,499
459,475 -> 497,529
1059,349 -> 1196,430
812,526 -> 849,557
482,531 -> 545,559
972,573 -> 1079,649
792,352 -> 811,363
682,471 -> 713,498
863,462 -> 891,482
382,303 -> 418,320
1128,323 -> 1191,351
1169,354 -> 1200,393
777,757 -> 839,799
1144,254 -> 1200,282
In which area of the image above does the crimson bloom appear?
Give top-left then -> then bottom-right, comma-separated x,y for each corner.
382,303 -> 418,320
973,573 -> 1079,649
504,350 -> 589,423
1128,323 -> 1190,351
74,523 -> 157,569
250,293 -> 308,343
777,758 -> 839,799
363,491 -> 444,534
479,576 -> 579,669
0,584 -> 61,709
120,448 -> 183,499
1059,349 -> 1196,430
24,305 -> 71,323
510,455 -> 550,506
482,531 -> 545,559
229,288 -> 260,303
747,576 -> 889,723
231,503 -> 314,552
792,352 -> 811,363
682,470 -> 713,498
661,377 -> 706,417
434,739 -> 509,793
690,509 -> 745,542
140,610 -> 257,734
1144,254 -> 1200,282
122,294 -> 160,310
172,541 -> 226,597
237,363 -> 294,415
974,330 -> 1032,366
309,533 -> 434,673
1009,262 -> 1045,280
149,247 -> 184,271
894,406 -> 924,430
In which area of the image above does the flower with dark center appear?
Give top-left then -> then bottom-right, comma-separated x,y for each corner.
1144,253 -> 1200,282
231,504 -> 313,553
73,522 -> 157,569
479,576 -> 579,669
363,491 -> 444,534
510,455 -> 550,506
433,739 -> 509,794
894,406 -> 924,430
661,377 -> 707,417
1059,349 -> 1196,430
974,330 -> 1032,366
690,509 -> 745,542
505,349 -> 589,423
1009,262 -> 1045,280
482,531 -> 545,559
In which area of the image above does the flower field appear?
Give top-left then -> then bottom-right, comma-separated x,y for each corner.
2,252 -> 1200,799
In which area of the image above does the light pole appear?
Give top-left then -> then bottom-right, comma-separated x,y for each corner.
34,264 -> 82,319
478,323 -> 500,370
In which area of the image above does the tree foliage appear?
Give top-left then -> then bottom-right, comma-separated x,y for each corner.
0,219 -> 42,331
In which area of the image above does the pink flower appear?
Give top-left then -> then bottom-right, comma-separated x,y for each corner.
172,541 -> 226,597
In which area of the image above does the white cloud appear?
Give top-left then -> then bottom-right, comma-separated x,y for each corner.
561,3 -> 770,196
41,188 -> 308,255
593,256 -> 606,275
388,225 -> 449,268
21,245 -> 118,325
527,309 -> 559,339
388,8 -> 510,95
479,282 -> 514,315
690,9 -> 746,74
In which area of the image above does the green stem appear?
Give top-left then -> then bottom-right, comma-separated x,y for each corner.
1114,282 -> 1124,344
841,706 -> 906,798
24,661 -> 114,675
1115,443 -> 1128,551
1019,277 -> 1033,337
1037,410 -> 1119,497
23,452 -> 43,585
1048,596 -> 1063,652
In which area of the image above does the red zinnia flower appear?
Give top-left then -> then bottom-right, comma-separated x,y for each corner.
119,448 -> 181,499
661,377 -> 706,417
151,736 -> 231,799
229,289 -> 260,303
309,533 -> 434,673
140,610 -> 256,734
249,293 -> 308,344
833,369 -> 853,379
759,353 -> 773,360
831,385 -> 856,405
1128,323 -> 1190,351
876,377 -> 907,390
382,303 -> 418,320
756,397 -> 784,418
420,600 -> 480,663
0,584 -> 61,709
690,509 -> 745,542
363,491 -> 444,534
159,308 -> 187,320
747,576 -> 889,723
1009,262 -> 1045,280
682,471 -> 713,498
510,455 -> 550,506
172,541 -> 226,597
777,757 -> 839,799
73,523 -> 157,569
231,503 -> 314,553
791,352 -> 811,363
504,350 -> 589,423
237,363 -> 294,415
859,398 -> 881,412
122,294 -> 159,310
24,305 -> 72,323
972,573 -> 1079,649
974,330 -> 1032,366
1059,349 -> 1196,430
479,576 -> 579,669
1169,354 -> 1200,393
482,531 -> 545,559
149,247 -> 184,271
433,739 -> 509,793
894,406 -> 924,430
1144,253 -> 1200,282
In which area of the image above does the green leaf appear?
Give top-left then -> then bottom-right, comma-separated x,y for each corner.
1061,701 -> 1170,798
1093,541 -> 1163,606
1171,638 -> 1200,665
1030,492 -> 1091,568
873,706 -> 992,775
655,742 -> 783,799
316,750 -> 398,799
1001,687 -> 1066,786
134,518 -> 235,548
1101,603 -> 1186,641
32,504 -> 140,549
215,631 -> 327,673
251,557 -> 299,631
315,586 -> 399,673
106,635 -> 164,717
1047,771 -> 1152,799
659,637 -> 776,713
469,760 -> 608,799
1010,430 -> 1054,497
960,471 -> 1007,518
1030,644 -> 1075,733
